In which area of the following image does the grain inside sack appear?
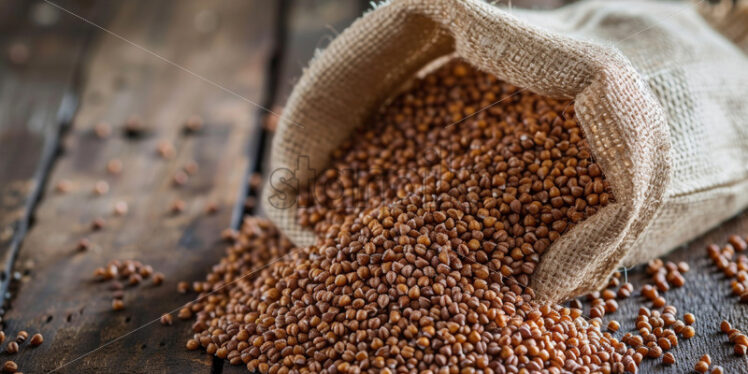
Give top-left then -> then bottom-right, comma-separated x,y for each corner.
263,0 -> 748,301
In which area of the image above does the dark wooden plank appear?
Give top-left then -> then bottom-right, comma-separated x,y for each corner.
0,0 -> 100,320
1,0 -> 276,372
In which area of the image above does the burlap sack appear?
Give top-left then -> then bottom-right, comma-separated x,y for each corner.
262,0 -> 748,302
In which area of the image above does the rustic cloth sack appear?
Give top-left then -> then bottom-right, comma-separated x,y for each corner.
262,0 -> 748,302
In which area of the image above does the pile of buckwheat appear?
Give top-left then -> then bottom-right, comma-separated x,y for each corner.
183,62 -> 642,373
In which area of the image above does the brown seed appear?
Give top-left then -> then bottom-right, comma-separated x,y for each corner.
647,259 -> 664,274
183,115 -> 204,133
2,361 -> 17,373
221,228 -> 238,242
5,342 -> 18,354
77,238 -> 91,252
177,281 -> 189,293
172,171 -> 189,187
416,336 -> 430,348
676,262 -> 689,273
112,299 -> 125,311
186,339 -> 199,350
655,275 -> 670,292
720,320 -> 731,333
94,121 -> 111,138
183,161 -> 199,175
170,199 -> 186,214
14,332 -> 27,344
139,265 -> 153,278
662,352 -> 675,365
160,314 -> 173,326
729,235 -> 747,251
106,159 -> 123,175
113,201 -> 129,216
590,305 -> 605,318
93,267 -> 107,281
657,337 -> 671,351
215,347 -> 228,359
682,326 -> 696,339
669,272 -> 685,287
641,285 -> 658,300
684,313 -> 695,325
152,272 -> 165,286
647,345 -> 662,358
157,140 -> 175,159
735,334 -> 748,346
29,333 -> 43,347
617,287 -> 631,299
408,285 -> 420,299
733,281 -> 746,295
735,344 -> 747,355
711,366 -> 724,374
205,202 -> 219,215
177,307 -> 192,320
0,332 -> 4,345
264,288 -> 280,300
695,361 -> 709,373
700,354 -> 711,365
91,218 -> 105,231
55,179 -> 73,193
653,296 -> 666,308
607,320 -> 620,332
604,299 -> 618,313
93,181 -> 109,195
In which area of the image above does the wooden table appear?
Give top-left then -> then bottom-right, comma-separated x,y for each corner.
0,1 -> 745,373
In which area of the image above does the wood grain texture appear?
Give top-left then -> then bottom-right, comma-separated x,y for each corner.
0,0 -> 99,316
1,1 -> 276,372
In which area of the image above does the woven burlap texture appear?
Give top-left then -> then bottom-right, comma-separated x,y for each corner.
262,0 -> 748,302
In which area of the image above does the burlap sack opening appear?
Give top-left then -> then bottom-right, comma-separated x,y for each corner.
262,0 -> 748,302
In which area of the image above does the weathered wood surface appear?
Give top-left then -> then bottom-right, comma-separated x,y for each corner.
1,0 -> 276,372
0,0 -> 99,319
